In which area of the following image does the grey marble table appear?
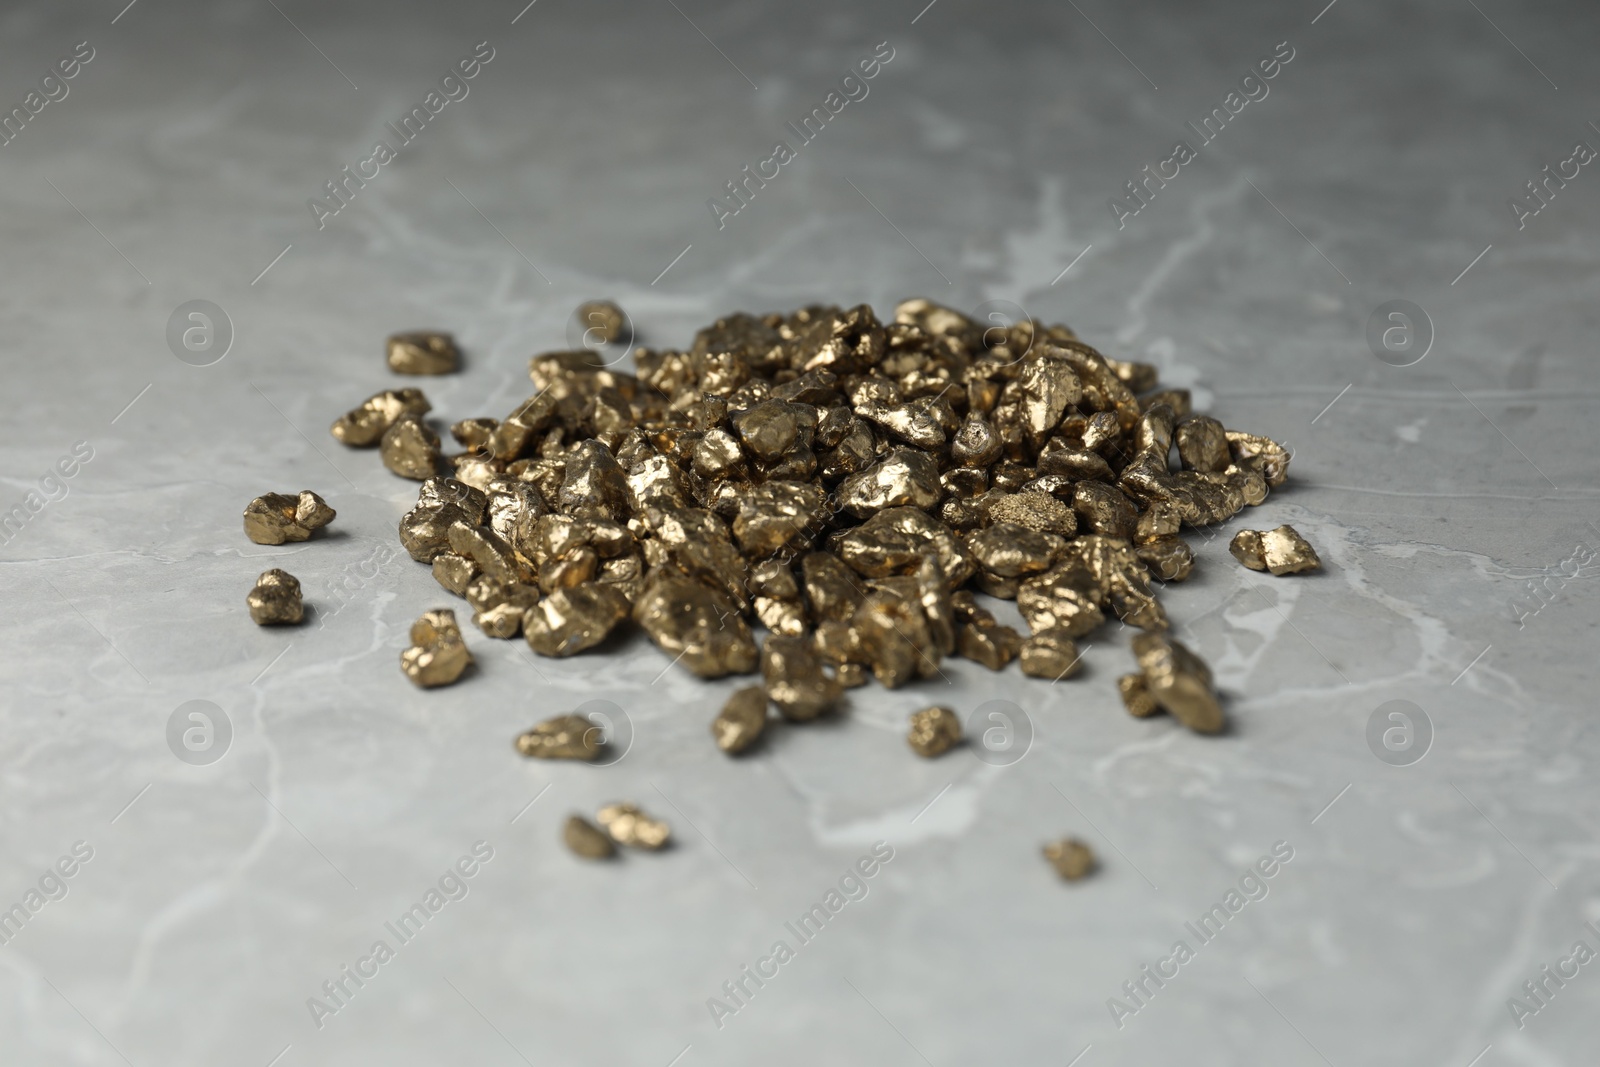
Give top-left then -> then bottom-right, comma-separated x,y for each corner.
1,0 -> 1596,1064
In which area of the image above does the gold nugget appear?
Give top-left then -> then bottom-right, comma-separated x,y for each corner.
762,634 -> 841,721
596,802 -> 671,850
564,815 -> 615,859
1019,630 -> 1081,679
576,301 -> 627,344
243,490 -> 335,545
1229,525 -> 1321,575
381,414 -> 441,481
1131,632 -> 1223,734
1117,673 -> 1160,718
330,388 -> 431,447
524,584 -> 629,656
515,713 -> 603,760
713,686 -> 769,754
247,568 -> 303,625
1043,838 -> 1096,881
907,706 -> 962,758
387,330 -> 460,375
400,609 -> 472,688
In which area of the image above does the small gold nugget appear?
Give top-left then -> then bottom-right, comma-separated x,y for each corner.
713,686 -> 769,755
1117,673 -> 1160,718
907,706 -> 963,758
330,388 -> 431,447
596,802 -> 671,850
247,568 -> 303,625
1229,525 -> 1321,576
1019,630 -> 1082,680
1130,632 -> 1223,734
400,609 -> 472,688
380,414 -> 441,480
523,584 -> 630,657
564,815 -> 615,859
387,330 -> 460,375
762,634 -> 841,721
1043,838 -> 1096,881
514,713 -> 602,760
243,490 -> 335,545
576,300 -> 626,344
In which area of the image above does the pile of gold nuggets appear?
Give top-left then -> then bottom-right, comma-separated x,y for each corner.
253,299 -> 1324,871
349,300 -> 1316,732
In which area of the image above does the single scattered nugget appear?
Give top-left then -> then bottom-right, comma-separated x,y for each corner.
400,609 -> 472,688
576,300 -> 627,345
596,802 -> 671,850
907,706 -> 963,758
1130,632 -> 1224,734
1043,837 -> 1096,881
387,330 -> 460,375
243,490 -> 335,545
330,388 -> 431,447
247,568 -> 303,625
564,815 -> 615,859
1229,525 -> 1321,576
1117,672 -> 1160,718
514,713 -> 602,760
712,686 -> 769,755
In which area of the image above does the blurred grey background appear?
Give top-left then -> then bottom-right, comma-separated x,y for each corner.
1,0 -> 1597,1064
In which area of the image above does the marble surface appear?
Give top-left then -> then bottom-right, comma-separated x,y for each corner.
2,0 -> 1597,1064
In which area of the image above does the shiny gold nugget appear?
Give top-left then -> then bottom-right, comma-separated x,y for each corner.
330,388 -> 430,447
1131,632 -> 1223,734
243,490 -> 334,545
576,300 -> 627,344
400,609 -> 472,688
596,802 -> 671,850
564,815 -> 615,859
1229,525 -> 1321,576
713,686 -> 769,755
907,706 -> 962,758
1043,838 -> 1096,881
381,414 -> 441,480
247,568 -> 303,625
515,713 -> 603,760
387,330 -> 460,374
1019,630 -> 1081,679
